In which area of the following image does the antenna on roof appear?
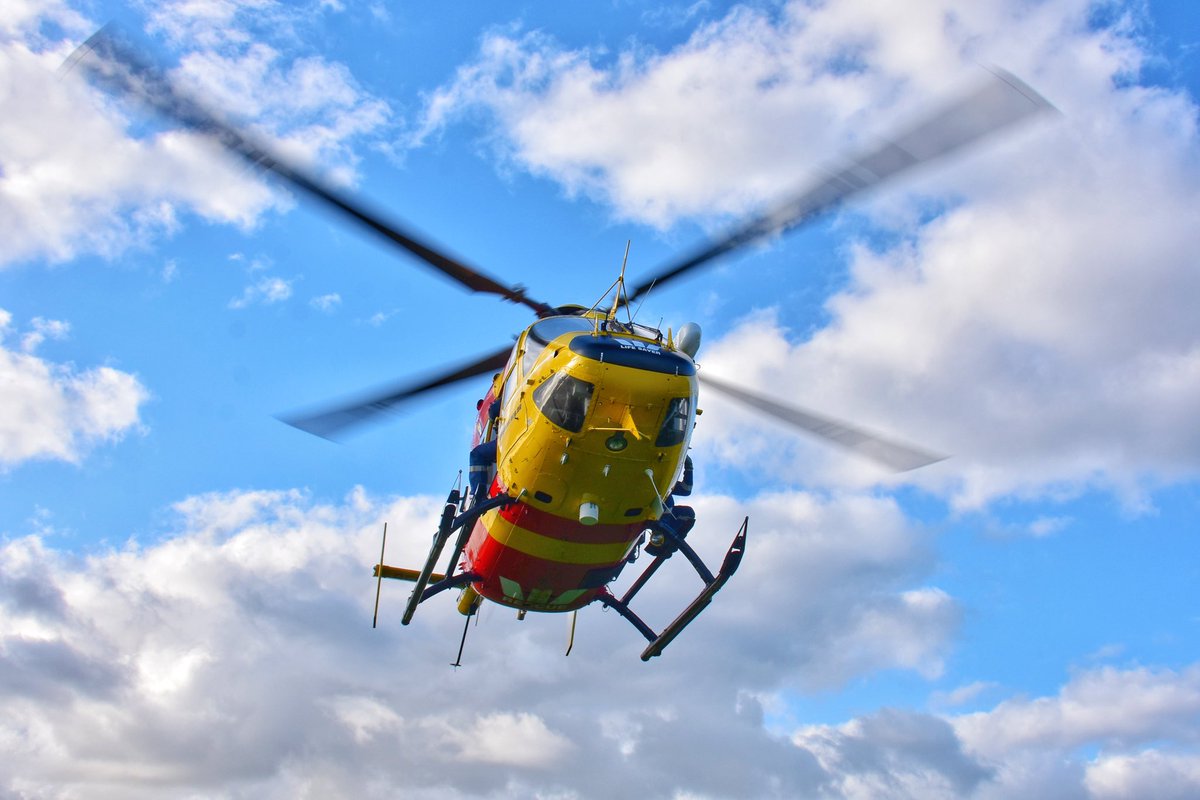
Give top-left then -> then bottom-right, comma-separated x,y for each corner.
630,278 -> 657,325
609,240 -> 632,324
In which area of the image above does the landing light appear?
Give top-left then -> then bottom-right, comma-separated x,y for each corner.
605,433 -> 628,452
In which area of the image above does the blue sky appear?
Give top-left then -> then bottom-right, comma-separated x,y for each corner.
2,1 -> 1200,797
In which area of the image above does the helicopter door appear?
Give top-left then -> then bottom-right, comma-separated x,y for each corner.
498,336 -> 537,451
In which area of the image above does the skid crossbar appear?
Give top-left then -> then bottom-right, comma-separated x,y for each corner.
597,516 -> 747,661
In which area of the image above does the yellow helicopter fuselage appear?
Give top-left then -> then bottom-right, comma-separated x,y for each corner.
461,313 -> 698,612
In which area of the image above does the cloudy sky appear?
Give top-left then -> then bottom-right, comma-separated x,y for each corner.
2,1 -> 1199,797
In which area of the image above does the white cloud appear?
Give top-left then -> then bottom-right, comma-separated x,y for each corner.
414,15 -> 848,227
695,99 -> 1200,505
642,491 -> 957,690
794,709 -> 992,799
366,309 -> 395,326
325,694 -> 402,745
931,681 -> 999,710
3,485 -> 1198,797
228,275 -> 294,308
143,0 -> 281,50
789,664 -> 1200,799
20,316 -> 71,352
1086,751 -> 1200,800
170,43 -> 390,175
0,0 -> 89,42
0,36 -> 280,266
0,311 -> 148,469
310,292 -> 341,312
0,1 -> 390,269
143,0 -> 391,177
411,0 -> 1119,227
0,485 -> 950,798
954,665 -> 1200,758
445,712 -> 574,768
1027,516 -> 1070,538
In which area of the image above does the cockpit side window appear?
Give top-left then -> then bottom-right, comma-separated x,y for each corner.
501,340 -> 523,413
655,396 -> 693,447
533,372 -> 594,433
522,340 -> 544,377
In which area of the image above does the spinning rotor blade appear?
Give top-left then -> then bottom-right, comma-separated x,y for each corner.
279,345 -> 512,440
699,373 -> 945,472
625,69 -> 1054,305
68,28 -> 551,315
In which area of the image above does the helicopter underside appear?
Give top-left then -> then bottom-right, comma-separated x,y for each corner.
463,498 -> 645,613
372,480 -> 746,660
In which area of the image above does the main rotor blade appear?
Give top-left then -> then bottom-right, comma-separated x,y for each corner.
279,345 -> 512,440
68,28 -> 551,315
699,373 -> 946,472
625,69 -> 1054,305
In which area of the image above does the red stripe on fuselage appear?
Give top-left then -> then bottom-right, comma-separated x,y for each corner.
462,499 -> 647,612
497,500 -> 642,544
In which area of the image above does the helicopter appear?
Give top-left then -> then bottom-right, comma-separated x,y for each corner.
71,29 -> 1053,662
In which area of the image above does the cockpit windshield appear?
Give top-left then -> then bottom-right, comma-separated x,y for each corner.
533,372 -> 594,432
596,319 -> 663,340
529,316 -> 596,346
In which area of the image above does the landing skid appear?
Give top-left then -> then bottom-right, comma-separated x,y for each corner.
597,516 -> 747,661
